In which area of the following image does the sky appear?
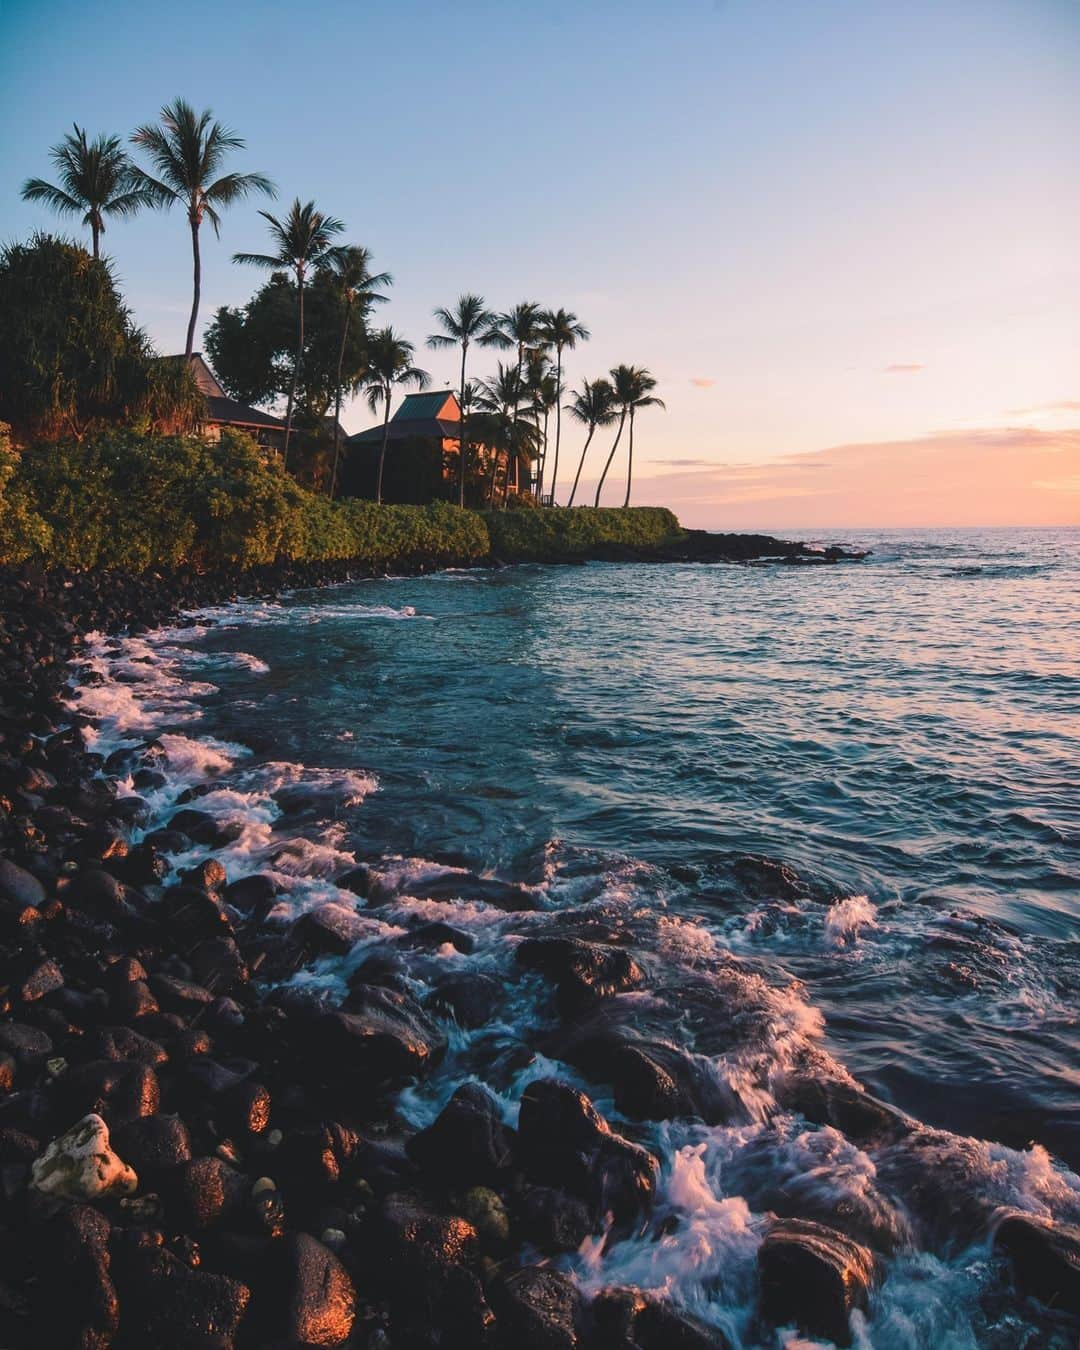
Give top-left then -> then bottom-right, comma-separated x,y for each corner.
1,0 -> 1077,527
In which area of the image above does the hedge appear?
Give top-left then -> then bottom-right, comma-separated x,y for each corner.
0,426 -> 683,571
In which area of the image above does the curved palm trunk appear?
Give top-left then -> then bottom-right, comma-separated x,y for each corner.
594,411 -> 626,507
567,425 -> 595,507
551,346 -> 564,505
184,219 -> 201,360
376,389 -> 392,504
457,342 -> 468,507
623,408 -> 636,508
283,268 -> 305,469
329,299 -> 353,499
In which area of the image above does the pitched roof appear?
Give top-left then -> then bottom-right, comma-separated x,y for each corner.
205,396 -> 286,431
349,418 -> 461,446
393,391 -> 459,422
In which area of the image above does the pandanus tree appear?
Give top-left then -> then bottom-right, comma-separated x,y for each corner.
593,365 -> 665,507
233,199 -> 345,464
566,378 -> 617,507
538,308 -> 589,504
319,246 -> 392,497
426,294 -> 499,507
361,328 -> 429,504
21,125 -> 152,260
130,98 -> 275,359
485,302 -> 544,494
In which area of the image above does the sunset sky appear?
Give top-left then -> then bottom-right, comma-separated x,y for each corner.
2,0 -> 1077,526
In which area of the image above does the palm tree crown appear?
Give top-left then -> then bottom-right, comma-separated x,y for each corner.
539,307 -> 590,503
21,125 -> 151,259
130,98 -> 274,358
609,364 -> 665,508
566,377 -> 617,507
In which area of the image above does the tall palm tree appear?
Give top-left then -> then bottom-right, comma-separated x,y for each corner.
233,199 -> 345,464
426,295 -> 499,507
21,125 -> 151,260
361,328 -> 429,504
566,378 -> 617,507
523,351 -> 558,501
620,367 -> 665,507
485,302 -> 544,494
538,308 -> 589,504
130,98 -> 274,359
320,245 -> 392,497
594,366 -> 665,507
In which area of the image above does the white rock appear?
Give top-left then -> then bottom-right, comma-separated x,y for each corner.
31,1113 -> 138,1200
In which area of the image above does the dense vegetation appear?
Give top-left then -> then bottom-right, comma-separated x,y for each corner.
0,426 -> 680,571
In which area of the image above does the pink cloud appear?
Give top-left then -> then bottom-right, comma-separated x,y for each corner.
883,363 -> 924,374
689,377 -> 716,388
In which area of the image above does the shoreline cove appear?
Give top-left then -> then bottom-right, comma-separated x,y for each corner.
0,543 -> 1078,1349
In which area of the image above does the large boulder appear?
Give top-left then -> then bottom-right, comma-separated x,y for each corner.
30,1113 -> 137,1201
592,1287 -> 731,1349
113,1233 -> 250,1349
0,857 -> 46,907
407,1082 -> 514,1186
516,1079 -> 658,1225
309,986 -> 447,1085
58,1059 -> 160,1125
994,1211 -> 1080,1317
517,937 -> 644,1015
757,1217 -> 877,1348
377,1190 -> 487,1335
491,1267 -> 584,1349
256,1232 -> 357,1347
32,1204 -> 119,1350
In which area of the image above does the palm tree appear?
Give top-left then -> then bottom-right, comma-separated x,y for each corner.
21,125 -> 151,260
320,246 -> 392,497
426,295 -> 499,507
361,328 -> 429,504
476,362 -> 526,504
523,352 -> 558,501
485,302 -> 544,494
566,378 -> 617,507
233,199 -> 345,464
538,308 -> 589,504
594,366 -> 665,507
620,367 -> 665,507
130,98 -> 274,359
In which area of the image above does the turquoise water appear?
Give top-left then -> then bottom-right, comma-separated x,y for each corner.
77,526 -> 1080,1346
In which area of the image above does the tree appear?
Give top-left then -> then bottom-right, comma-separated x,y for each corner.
130,98 -> 275,360
361,328 -> 429,504
0,233 -> 202,443
523,350 -> 558,501
319,246 -> 391,497
565,378 -> 617,507
426,295 -> 499,507
538,308 -> 589,504
21,125 -> 151,260
593,366 -> 664,507
233,199 -> 345,465
485,302 -> 544,495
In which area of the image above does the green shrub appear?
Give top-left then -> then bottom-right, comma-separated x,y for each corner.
483,505 -> 683,560
0,423 -> 53,563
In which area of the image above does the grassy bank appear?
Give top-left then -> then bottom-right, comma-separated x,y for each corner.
0,426 -> 683,571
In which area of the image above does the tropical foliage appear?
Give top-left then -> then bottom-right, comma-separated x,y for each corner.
426,294 -> 500,507
0,234 -> 202,442
361,328 -> 429,504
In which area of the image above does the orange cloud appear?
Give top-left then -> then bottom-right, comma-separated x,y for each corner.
590,427 -> 1080,527
689,377 -> 716,388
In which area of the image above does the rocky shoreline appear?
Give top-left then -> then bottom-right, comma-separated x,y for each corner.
2,551 -> 1075,1350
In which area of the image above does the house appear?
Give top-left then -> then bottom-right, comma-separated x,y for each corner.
167,353 -> 287,451
342,390 -> 469,503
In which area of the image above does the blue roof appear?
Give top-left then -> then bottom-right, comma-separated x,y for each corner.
393,391 -> 458,422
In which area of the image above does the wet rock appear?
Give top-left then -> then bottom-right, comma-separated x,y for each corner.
113,977 -> 160,1020
334,865 -> 371,898
222,1079 -> 271,1136
114,1233 -> 251,1349
410,871 -> 536,912
78,1024 -> 167,1067
425,971 -> 502,1028
223,872 -> 277,914
757,1217 -> 876,1347
168,809 -> 233,847
517,1079 -> 659,1224
256,1232 -> 356,1347
161,886 -> 234,940
0,895 -> 43,940
397,920 -> 477,954
777,1074 -> 912,1147
33,1203 -> 118,1350
189,935 -> 248,991
0,857 -> 45,907
30,1112 -> 138,1200
151,972 -> 215,1013
0,1022 -> 53,1070
516,1186 -> 592,1253
378,1191 -> 487,1333
994,1211 -> 1080,1317
291,902 -> 375,957
110,794 -> 151,827
66,867 -> 135,918
407,1082 -> 513,1186
517,937 -> 644,1014
276,1123 -> 359,1192
18,957 -> 64,1002
314,986 -> 448,1084
113,1113 -> 193,1176
175,1155 -> 247,1230
59,1059 -> 160,1124
459,1185 -> 510,1247
592,1287 -> 730,1349
492,1266 -> 584,1349
180,858 -> 227,893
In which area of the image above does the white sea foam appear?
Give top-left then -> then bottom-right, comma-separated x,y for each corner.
824,893 -> 877,947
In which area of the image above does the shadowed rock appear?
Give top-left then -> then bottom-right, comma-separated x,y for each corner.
995,1211 -> 1080,1317
757,1217 -> 877,1348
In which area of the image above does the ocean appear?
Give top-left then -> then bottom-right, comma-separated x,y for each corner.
72,526 -> 1080,1347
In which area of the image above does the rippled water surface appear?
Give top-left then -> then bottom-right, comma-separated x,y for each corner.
75,526 -> 1080,1347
